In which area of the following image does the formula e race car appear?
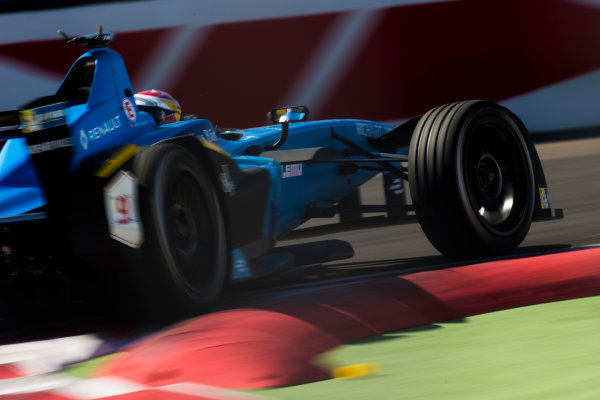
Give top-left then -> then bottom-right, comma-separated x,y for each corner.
0,29 -> 561,315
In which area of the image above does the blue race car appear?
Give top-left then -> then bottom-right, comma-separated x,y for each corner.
0,29 -> 561,315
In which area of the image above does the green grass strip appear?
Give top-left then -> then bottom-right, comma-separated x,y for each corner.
62,354 -> 120,379
251,295 -> 600,400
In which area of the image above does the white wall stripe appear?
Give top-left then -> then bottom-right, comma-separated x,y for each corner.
0,0 -> 458,45
134,25 -> 212,92
281,9 -> 386,114
0,334 -> 103,376
55,376 -> 148,399
0,374 -> 273,399
501,67 -> 600,132
161,382 -> 273,399
567,0 -> 600,8
0,57 -> 61,110
0,374 -> 77,395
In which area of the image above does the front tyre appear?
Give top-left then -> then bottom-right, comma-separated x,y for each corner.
134,143 -> 228,316
408,101 -> 535,257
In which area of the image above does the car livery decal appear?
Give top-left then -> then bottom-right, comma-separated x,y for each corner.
96,144 -> 141,179
201,127 -> 218,143
104,170 -> 144,248
539,187 -> 550,209
122,98 -> 136,122
80,115 -> 122,150
19,102 -> 68,133
219,164 -> 236,196
281,163 -> 302,178
199,138 -> 230,156
28,137 -> 72,154
387,177 -> 405,195
356,123 -> 388,138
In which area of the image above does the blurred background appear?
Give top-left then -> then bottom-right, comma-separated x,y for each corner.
1,0 -> 599,132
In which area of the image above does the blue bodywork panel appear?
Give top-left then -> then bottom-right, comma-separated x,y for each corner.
0,139 -> 45,216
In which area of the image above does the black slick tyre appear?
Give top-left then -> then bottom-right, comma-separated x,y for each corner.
408,100 -> 535,258
133,143 -> 228,317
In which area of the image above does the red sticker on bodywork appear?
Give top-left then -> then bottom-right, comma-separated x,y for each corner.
123,98 -> 136,122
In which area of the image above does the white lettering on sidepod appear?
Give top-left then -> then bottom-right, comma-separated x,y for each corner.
281,163 -> 302,178
80,116 -> 122,150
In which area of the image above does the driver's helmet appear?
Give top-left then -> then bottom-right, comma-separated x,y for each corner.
134,90 -> 181,125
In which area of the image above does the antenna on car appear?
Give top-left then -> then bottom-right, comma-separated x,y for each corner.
57,25 -> 115,49
57,29 -> 70,41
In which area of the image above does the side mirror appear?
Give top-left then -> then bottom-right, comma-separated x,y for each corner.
265,106 -> 309,150
267,106 -> 309,124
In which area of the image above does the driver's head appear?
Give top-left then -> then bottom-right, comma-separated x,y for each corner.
134,90 -> 181,125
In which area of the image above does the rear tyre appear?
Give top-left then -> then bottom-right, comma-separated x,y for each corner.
408,101 -> 535,257
133,143 -> 228,317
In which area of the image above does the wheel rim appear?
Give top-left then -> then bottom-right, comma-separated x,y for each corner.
161,164 -> 216,293
476,154 -> 502,200
463,117 -> 532,234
